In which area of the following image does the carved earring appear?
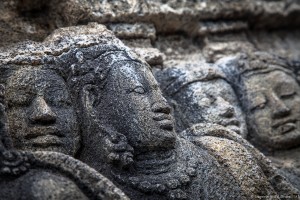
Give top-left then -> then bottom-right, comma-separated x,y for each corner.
81,84 -> 97,115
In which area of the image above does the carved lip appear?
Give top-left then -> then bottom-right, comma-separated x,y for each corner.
220,119 -> 240,127
30,135 -> 64,147
25,126 -> 63,139
158,119 -> 174,131
226,125 -> 241,135
272,118 -> 297,129
152,113 -> 172,121
276,123 -> 296,135
152,113 -> 174,131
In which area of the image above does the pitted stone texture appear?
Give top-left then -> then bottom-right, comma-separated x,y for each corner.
0,151 -> 129,200
107,23 -> 156,41
24,24 -> 297,199
0,102 -> 128,199
155,58 -> 300,197
0,23 -> 299,199
0,24 -> 133,200
51,0 -> 300,35
0,89 -> 128,199
216,51 -> 300,190
0,1 -> 299,56
154,59 -> 248,137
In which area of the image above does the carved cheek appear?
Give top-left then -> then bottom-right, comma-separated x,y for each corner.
55,108 -> 76,128
235,109 -> 246,127
8,107 -> 27,125
129,95 -> 150,112
7,108 -> 28,141
250,109 -> 272,134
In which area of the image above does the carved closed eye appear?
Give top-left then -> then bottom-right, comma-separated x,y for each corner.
281,91 -> 296,99
276,83 -> 297,99
248,93 -> 267,111
7,93 -> 32,107
132,86 -> 146,94
279,88 -> 296,99
197,94 -> 216,107
200,97 -> 211,104
8,99 -> 30,107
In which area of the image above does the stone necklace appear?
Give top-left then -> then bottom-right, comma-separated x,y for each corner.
112,151 -> 199,199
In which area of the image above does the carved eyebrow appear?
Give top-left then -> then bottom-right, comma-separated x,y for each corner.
6,93 -> 32,106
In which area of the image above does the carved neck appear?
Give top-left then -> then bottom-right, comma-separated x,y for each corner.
133,147 -> 177,175
111,140 -> 198,199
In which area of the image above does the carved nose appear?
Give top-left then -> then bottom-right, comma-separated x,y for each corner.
151,102 -> 171,114
30,96 -> 56,123
271,96 -> 291,119
217,97 -> 234,118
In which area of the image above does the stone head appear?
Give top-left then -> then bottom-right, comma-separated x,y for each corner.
69,49 -> 176,156
0,66 -> 80,156
217,52 -> 300,150
155,60 -> 247,137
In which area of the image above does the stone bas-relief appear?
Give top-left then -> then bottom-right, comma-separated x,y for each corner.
4,67 -> 80,156
154,61 -> 247,137
75,49 -> 276,199
0,76 -> 128,199
154,58 -> 300,197
0,13 -> 300,200
216,52 -> 300,190
30,24 -> 297,199
216,52 -> 300,150
0,24 -> 135,200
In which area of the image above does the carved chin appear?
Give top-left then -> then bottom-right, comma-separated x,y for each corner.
257,128 -> 300,149
157,130 -> 177,147
225,125 -> 242,135
135,131 -> 176,150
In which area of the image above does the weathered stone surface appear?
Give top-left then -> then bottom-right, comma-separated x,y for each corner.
0,24 -> 130,200
215,51 -> 300,191
0,0 -> 300,61
41,24 -> 300,199
0,22 -> 298,199
0,0 -> 300,199
154,60 -> 247,137
155,57 -> 300,197
0,112 -> 128,200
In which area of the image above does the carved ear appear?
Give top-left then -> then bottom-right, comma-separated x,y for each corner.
81,84 -> 97,114
169,99 -> 177,110
0,84 -> 5,104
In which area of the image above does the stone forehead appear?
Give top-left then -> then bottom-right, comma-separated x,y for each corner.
216,52 -> 296,92
220,52 -> 293,77
7,68 -> 65,88
243,70 -> 297,92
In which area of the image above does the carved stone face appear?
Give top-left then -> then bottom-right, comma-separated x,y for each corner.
95,63 -> 176,152
243,70 -> 300,149
5,68 -> 80,155
173,78 -> 247,136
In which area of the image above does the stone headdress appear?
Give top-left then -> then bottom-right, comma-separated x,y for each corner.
155,60 -> 227,97
216,52 -> 295,84
0,23 -> 144,81
215,51 -> 296,102
0,23 -> 146,111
